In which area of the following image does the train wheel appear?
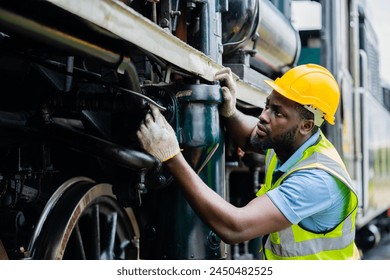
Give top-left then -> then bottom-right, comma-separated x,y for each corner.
28,177 -> 140,260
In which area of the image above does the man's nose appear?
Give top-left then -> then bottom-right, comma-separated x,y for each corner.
259,108 -> 269,123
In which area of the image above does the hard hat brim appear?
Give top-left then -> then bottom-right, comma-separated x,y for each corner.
264,79 -> 295,103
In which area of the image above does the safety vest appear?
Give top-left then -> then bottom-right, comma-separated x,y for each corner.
256,131 -> 359,260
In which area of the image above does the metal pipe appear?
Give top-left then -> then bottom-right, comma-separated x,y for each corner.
29,120 -> 160,171
0,111 -> 29,130
0,8 -> 121,65
222,0 -> 301,74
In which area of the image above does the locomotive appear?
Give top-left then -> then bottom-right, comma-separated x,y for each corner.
0,0 -> 389,260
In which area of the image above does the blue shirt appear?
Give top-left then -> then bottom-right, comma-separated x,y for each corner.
266,130 -> 351,233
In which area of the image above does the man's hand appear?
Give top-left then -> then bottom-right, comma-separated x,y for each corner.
214,67 -> 237,118
137,105 -> 180,162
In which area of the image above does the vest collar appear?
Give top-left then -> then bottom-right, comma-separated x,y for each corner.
274,130 -> 321,174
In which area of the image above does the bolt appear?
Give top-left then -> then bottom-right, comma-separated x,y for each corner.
160,18 -> 170,28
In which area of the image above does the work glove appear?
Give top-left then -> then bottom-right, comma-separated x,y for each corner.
214,67 -> 237,118
137,105 -> 181,162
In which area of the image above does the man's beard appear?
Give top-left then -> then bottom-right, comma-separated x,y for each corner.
250,124 -> 298,152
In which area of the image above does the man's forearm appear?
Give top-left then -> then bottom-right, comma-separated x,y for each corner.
164,153 -> 246,243
222,110 -> 258,151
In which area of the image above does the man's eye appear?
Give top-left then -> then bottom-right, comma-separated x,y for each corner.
274,111 -> 283,117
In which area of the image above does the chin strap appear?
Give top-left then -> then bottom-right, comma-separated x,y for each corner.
304,105 -> 325,127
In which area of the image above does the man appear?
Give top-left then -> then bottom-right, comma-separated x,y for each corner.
137,64 -> 359,260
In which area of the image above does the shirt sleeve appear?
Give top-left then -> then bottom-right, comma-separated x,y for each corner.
266,169 -> 336,224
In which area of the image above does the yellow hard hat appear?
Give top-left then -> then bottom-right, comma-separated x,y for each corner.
264,64 -> 340,125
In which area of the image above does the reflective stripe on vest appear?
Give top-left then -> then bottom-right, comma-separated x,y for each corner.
257,131 -> 358,260
264,215 -> 354,257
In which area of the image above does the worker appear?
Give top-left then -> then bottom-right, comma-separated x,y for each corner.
136,64 -> 360,260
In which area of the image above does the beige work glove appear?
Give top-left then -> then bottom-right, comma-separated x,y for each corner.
214,67 -> 237,118
137,105 -> 180,162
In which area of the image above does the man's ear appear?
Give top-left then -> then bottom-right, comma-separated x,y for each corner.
300,119 -> 315,135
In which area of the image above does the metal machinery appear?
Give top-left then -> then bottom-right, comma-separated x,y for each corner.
0,0 -> 389,260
